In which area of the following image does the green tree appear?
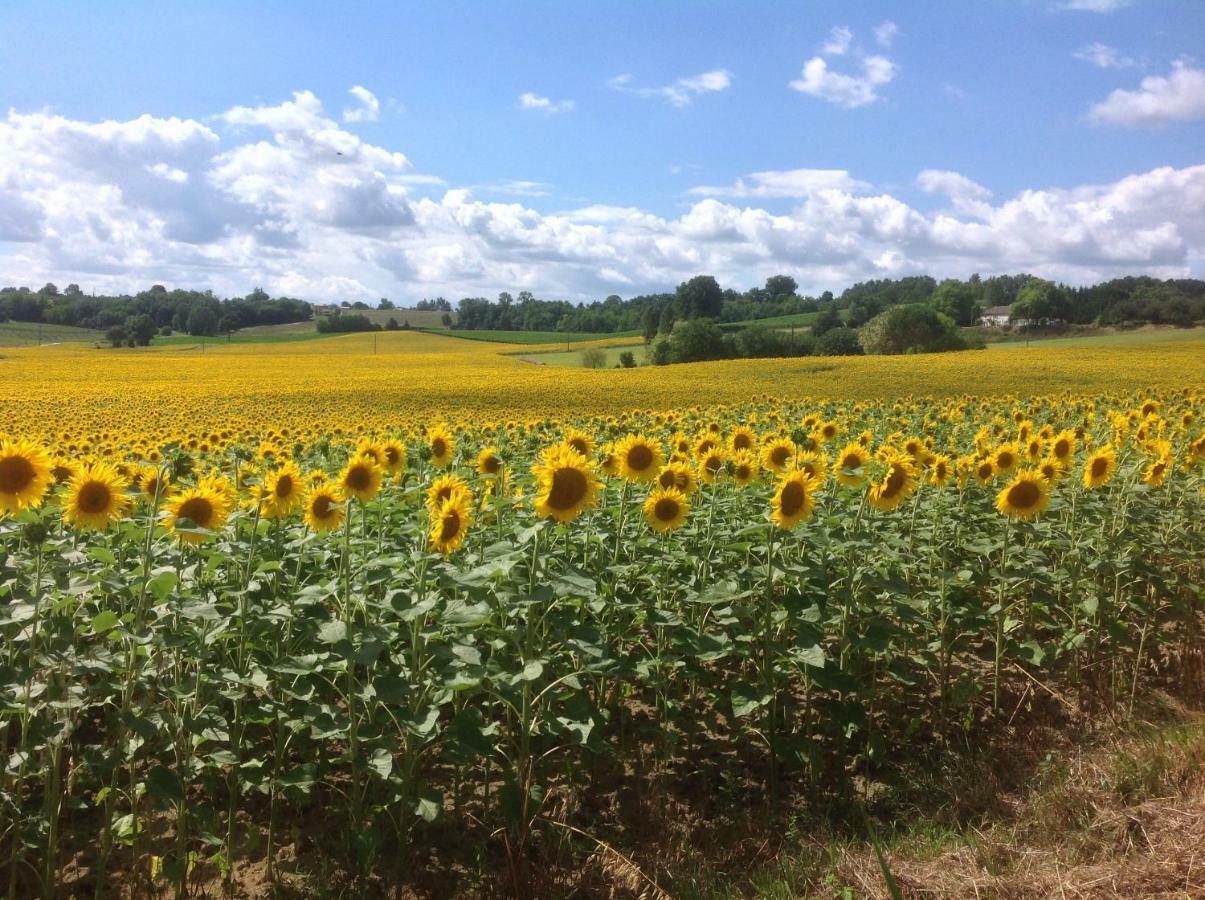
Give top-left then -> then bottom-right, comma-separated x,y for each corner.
1011,279 -> 1071,322
817,327 -> 863,356
127,314 -> 157,346
764,274 -> 798,299
675,275 -> 723,320
812,304 -> 843,336
186,305 -> 218,336
930,279 -> 981,326
860,304 -> 967,355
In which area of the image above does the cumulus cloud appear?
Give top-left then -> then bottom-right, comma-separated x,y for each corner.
790,26 -> 897,108
2,92 -> 1204,301
608,69 -> 731,107
342,85 -> 381,122
1073,42 -> 1135,69
1088,62 -> 1205,125
790,55 -> 896,108
517,92 -> 575,113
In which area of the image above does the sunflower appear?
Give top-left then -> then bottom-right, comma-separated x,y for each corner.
867,454 -> 918,512
615,434 -> 663,482
1050,430 -> 1076,464
1082,445 -> 1117,489
139,465 -> 171,503
1142,454 -> 1172,488
260,461 -> 305,519
427,424 -> 456,468
50,458 -> 78,485
973,458 -> 996,486
991,444 -> 1020,476
643,487 -> 690,533
795,450 -> 828,485
381,439 -> 408,477
427,473 -> 472,514
167,478 -> 233,544
563,428 -> 594,459
762,438 -> 795,472
770,470 -> 820,530
834,442 -> 870,488
730,451 -> 759,487
698,448 -> 726,484
532,444 -> 601,523
929,454 -> 953,488
0,439 -> 53,514
339,453 -> 383,502
62,462 -> 131,531
1037,457 -> 1065,485
815,420 -> 839,444
476,446 -> 504,478
729,426 -> 756,453
304,482 -> 345,532
657,461 -> 697,495
430,494 -> 473,555
996,470 -> 1050,520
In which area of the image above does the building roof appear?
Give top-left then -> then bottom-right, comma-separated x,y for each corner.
982,305 -> 1012,316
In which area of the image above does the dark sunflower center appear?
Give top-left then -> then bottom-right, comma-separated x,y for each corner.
770,446 -> 791,466
312,495 -> 334,519
1090,458 -> 1108,478
275,475 -> 294,498
0,456 -> 34,494
439,509 -> 461,542
626,445 -> 653,472
548,467 -> 587,510
658,469 -> 676,489
569,438 -> 589,456
1054,440 -> 1070,458
997,451 -> 1015,470
881,464 -> 907,497
345,466 -> 372,491
483,456 -> 500,474
840,453 -> 861,469
733,434 -> 751,450
177,496 -> 214,528
1007,480 -> 1040,509
779,480 -> 804,517
431,438 -> 447,458
77,480 -> 112,514
654,497 -> 680,522
385,448 -> 401,465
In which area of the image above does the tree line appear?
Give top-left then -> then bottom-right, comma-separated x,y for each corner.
0,283 -> 312,344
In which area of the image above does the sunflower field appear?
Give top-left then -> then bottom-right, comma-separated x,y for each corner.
0,334 -> 1203,896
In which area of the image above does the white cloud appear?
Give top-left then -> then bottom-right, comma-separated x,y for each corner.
342,85 -> 381,123
608,69 -> 732,107
790,55 -> 896,108
821,26 -> 853,56
689,168 -> 871,199
1088,62 -> 1205,125
517,92 -> 575,114
2,92 -> 1204,301
942,82 -> 969,100
1057,0 -> 1129,11
1073,42 -> 1135,69
873,21 -> 898,49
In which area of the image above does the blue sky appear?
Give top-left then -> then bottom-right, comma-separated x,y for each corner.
1,0 -> 1203,301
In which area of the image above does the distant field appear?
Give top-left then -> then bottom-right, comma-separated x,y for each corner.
424,328 -> 642,345
316,308 -> 454,329
521,342 -> 646,368
0,321 -> 102,347
723,310 -> 822,330
984,325 -> 1205,350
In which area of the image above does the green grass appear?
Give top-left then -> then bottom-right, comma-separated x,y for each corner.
422,328 -> 642,345
0,321 -> 103,347
151,330 -> 339,347
520,343 -> 646,368
984,325 -> 1205,350
722,310 -> 822,330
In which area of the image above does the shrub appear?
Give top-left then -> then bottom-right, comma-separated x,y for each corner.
859,304 -> 969,355
651,339 -> 672,366
619,351 -> 637,368
734,324 -> 815,359
581,347 -> 607,369
666,319 -> 731,364
817,327 -> 863,356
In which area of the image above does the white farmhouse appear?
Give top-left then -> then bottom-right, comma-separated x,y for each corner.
980,305 -> 1012,326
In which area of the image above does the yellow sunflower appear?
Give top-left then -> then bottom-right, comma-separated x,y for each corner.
339,452 -> 383,503
532,443 -> 601,523
730,451 -> 759,487
991,444 -> 1020,477
657,461 -> 697,495
62,462 -> 131,531
476,446 -> 503,479
770,470 -> 820,530
563,428 -> 594,459
996,470 -> 1050,520
382,439 -> 408,477
167,478 -> 233,544
929,454 -> 953,488
1082,445 -> 1117,489
698,448 -> 726,484
795,450 -> 828,485
834,442 -> 870,488
1050,430 -> 1077,465
427,424 -> 456,468
427,473 -> 472,514
643,487 -> 690,533
0,439 -> 53,514
761,438 -> 795,473
260,461 -> 305,519
867,454 -> 918,512
614,434 -> 663,482
1142,454 -> 1172,488
973,458 -> 996,486
430,493 -> 473,554
304,482 -> 345,533
729,426 -> 756,453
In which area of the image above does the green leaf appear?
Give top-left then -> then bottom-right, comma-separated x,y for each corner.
145,765 -> 184,804
89,610 -> 121,634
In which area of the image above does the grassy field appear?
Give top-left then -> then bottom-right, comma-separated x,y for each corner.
0,320 -> 103,347
421,327 -> 642,345
984,324 -> 1205,349
520,342 -> 646,367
